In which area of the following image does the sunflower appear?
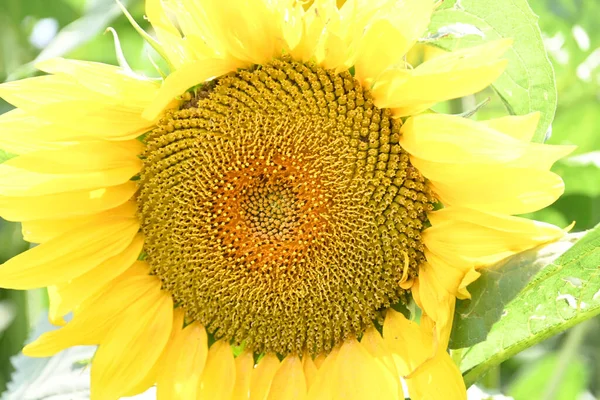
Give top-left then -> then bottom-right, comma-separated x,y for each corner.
0,0 -> 573,399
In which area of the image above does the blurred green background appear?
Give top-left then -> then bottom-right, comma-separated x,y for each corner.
0,0 -> 598,398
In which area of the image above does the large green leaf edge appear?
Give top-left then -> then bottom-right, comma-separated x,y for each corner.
455,226 -> 600,386
426,0 -> 557,142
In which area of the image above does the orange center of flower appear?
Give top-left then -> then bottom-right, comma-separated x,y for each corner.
137,57 -> 437,356
213,155 -> 329,269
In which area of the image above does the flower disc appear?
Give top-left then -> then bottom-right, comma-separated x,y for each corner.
137,57 -> 436,355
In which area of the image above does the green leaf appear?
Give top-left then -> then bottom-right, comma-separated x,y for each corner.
550,101 -> 600,155
553,152 -> 600,197
540,151 -> 600,232
449,234 -> 580,349
455,226 -> 600,386
507,353 -> 588,400
427,0 -> 557,142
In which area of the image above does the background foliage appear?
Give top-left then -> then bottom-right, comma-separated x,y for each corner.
0,0 -> 598,399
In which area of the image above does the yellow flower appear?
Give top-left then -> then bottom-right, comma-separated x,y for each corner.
0,0 -> 573,399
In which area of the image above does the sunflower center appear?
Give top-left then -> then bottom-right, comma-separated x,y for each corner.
239,175 -> 301,242
137,57 -> 437,356
212,154 -> 329,268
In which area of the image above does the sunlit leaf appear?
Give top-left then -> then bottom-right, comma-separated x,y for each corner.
550,101 -> 600,155
449,234 -> 581,349
553,152 -> 600,197
453,225 -> 600,385
427,0 -> 557,142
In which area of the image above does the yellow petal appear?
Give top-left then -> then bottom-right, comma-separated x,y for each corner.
0,182 -> 136,222
400,114 -> 524,164
383,309 -> 432,376
156,321 -> 209,400
123,359 -> 161,397
5,140 -> 143,174
250,353 -> 280,400
424,250 -> 480,300
0,75 -> 102,110
400,114 -> 572,214
389,0 -> 434,56
423,207 -> 566,269
428,206 -> 567,238
47,286 -> 66,326
0,109 -> 76,154
373,40 -> 511,114
415,266 -> 456,350
145,0 -> 179,37
159,0 -> 225,60
0,75 -> 154,140
38,103 -> 153,140
278,2 -> 305,55
231,349 -> 254,400
480,112 -> 541,142
51,233 -> 144,318
267,355 -> 307,400
24,264 -> 157,357
406,349 -> 466,400
90,287 -> 173,400
0,141 -> 142,197
361,328 -> 401,383
354,0 -> 433,85
429,168 -> 565,214
415,39 -> 512,75
302,353 -> 318,391
354,20 -> 405,86
0,164 -> 139,197
198,0 -> 283,64
146,0 -> 206,69
318,31 -> 350,71
21,201 -> 137,243
306,347 -> 339,400
139,308 -> 185,398
405,42 -> 445,68
313,353 -> 326,370
0,217 -> 139,289
35,58 -> 159,104
142,58 -> 242,121
360,328 -> 404,400
333,339 -> 398,400
400,114 -> 574,170
315,0 -> 384,72
289,3 -> 327,62
412,156 -> 571,189
198,340 -> 236,400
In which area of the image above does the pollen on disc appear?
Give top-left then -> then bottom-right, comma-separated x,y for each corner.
136,57 -> 437,356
